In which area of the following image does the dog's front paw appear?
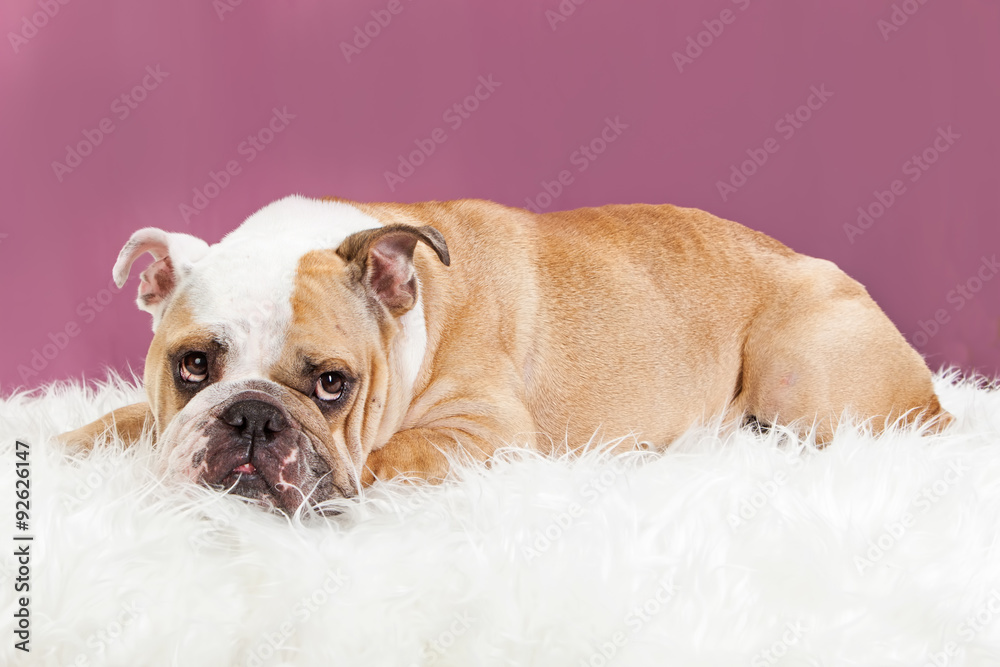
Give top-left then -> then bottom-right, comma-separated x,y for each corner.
56,424 -> 100,453
55,403 -> 154,453
360,431 -> 457,486
360,447 -> 400,486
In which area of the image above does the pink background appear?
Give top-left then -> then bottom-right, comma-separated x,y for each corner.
1,0 -> 998,393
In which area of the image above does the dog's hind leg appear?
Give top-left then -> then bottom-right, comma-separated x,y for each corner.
736,259 -> 952,443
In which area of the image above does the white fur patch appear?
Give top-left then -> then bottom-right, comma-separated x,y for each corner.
160,195 -> 431,460
180,196 -> 383,381
395,300 -> 428,396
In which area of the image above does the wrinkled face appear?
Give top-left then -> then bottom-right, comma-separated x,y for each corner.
114,197 -> 448,514
147,254 -> 383,515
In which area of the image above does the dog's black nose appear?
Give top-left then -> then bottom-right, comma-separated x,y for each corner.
220,400 -> 288,444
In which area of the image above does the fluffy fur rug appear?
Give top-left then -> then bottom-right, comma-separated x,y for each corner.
2,372 -> 1000,666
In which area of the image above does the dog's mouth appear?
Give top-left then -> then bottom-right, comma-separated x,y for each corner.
233,461 -> 256,475
218,459 -> 266,487
218,461 -> 270,497
202,439 -> 341,514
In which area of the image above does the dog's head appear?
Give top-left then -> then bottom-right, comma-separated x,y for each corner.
114,196 -> 449,513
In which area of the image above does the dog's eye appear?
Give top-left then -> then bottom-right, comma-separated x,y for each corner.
314,372 -> 345,402
179,352 -> 209,383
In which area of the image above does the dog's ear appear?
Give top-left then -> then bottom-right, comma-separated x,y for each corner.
336,224 -> 449,316
112,228 -> 210,328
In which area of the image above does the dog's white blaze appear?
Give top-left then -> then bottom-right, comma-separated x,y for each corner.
177,194 -> 428,397
184,196 -> 376,376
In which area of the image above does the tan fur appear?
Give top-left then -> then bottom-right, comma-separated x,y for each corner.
63,200 -> 951,489
344,201 -> 950,481
58,402 -> 154,450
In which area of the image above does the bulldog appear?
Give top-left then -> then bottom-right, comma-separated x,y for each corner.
60,195 -> 951,513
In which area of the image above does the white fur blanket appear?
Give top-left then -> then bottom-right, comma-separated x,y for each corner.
2,372 -> 999,666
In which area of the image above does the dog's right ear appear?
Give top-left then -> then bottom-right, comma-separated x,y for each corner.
112,228 -> 210,329
336,224 -> 450,317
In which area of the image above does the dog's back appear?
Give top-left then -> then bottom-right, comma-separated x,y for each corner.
361,199 -> 948,450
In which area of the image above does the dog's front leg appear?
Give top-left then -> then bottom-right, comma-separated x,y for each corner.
361,425 -> 520,486
57,402 -> 155,452
361,428 -> 486,485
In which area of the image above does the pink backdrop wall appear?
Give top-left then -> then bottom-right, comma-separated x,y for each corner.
2,0 -> 998,393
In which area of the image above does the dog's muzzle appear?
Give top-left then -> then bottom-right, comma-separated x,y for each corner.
195,392 -> 340,514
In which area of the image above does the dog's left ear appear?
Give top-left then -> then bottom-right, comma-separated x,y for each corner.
336,224 -> 449,316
